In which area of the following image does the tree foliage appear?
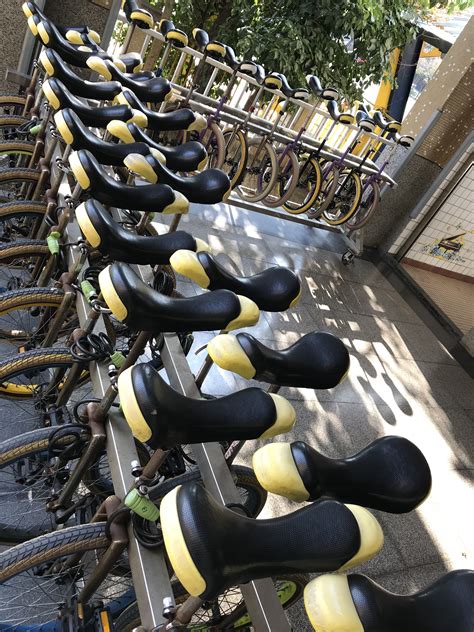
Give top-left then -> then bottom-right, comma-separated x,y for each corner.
160,0 -> 470,101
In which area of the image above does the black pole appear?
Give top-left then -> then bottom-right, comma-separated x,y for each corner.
388,34 -> 423,121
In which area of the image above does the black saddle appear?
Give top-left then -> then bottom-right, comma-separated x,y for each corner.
224,46 -> 259,78
86,57 -> 170,104
125,152 -> 231,204
192,27 -> 209,51
160,482 -> 382,600
207,331 -> 349,387
326,99 -> 354,125
205,40 -> 227,60
170,251 -> 301,311
55,109 -> 154,167
373,110 -> 402,135
118,361 -> 295,448
118,89 -> 205,133
263,72 -> 283,90
43,79 -> 137,128
123,0 -> 154,29
253,436 -> 431,512
99,262 -> 259,332
37,18 -> 141,73
107,121 -> 206,172
40,49 -> 122,102
23,2 -> 101,43
278,74 -> 310,100
69,149 -> 188,214
76,199 -> 203,265
305,570 -> 474,632
356,109 -> 376,132
305,75 -> 339,100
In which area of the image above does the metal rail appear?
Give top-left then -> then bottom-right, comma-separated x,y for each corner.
50,144 -> 173,631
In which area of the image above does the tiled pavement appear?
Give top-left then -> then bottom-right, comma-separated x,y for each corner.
155,201 -> 473,630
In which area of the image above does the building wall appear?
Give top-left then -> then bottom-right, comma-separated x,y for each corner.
365,17 -> 473,249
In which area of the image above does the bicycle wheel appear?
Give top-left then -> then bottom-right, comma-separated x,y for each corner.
0,140 -> 35,170
0,200 -> 47,241
0,286 -> 78,355
0,522 -> 134,629
0,167 -> 42,203
263,148 -> 299,208
282,157 -> 322,215
0,114 -> 31,141
149,464 -> 267,518
115,573 -> 307,631
221,129 -> 248,189
0,239 -> 52,290
345,180 -> 381,231
236,140 -> 278,203
0,347 -> 92,436
321,170 -> 362,226
0,94 -> 27,116
199,122 -> 226,170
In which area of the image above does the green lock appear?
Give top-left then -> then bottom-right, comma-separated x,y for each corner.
47,231 -> 61,255
29,124 -> 42,136
110,351 -> 126,368
125,488 -> 160,521
80,279 -> 97,302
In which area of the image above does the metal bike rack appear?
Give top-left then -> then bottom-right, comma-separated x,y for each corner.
48,131 -> 293,630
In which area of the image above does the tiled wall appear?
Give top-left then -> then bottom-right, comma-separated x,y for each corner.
389,143 -> 474,280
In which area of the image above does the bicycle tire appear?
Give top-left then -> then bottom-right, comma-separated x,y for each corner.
283,157 -> 323,215
221,128 -> 248,188
0,522 -> 109,583
149,464 -> 267,518
0,114 -> 31,142
307,164 -> 341,219
0,95 -> 27,116
0,200 -> 47,241
200,121 -> 226,170
345,180 -> 381,231
322,170 -> 362,226
236,139 -> 278,203
263,148 -> 300,208
0,238 -> 50,262
114,573 -> 307,631
0,167 -> 42,203
0,426 -> 83,542
0,346 -> 78,398
0,140 -> 36,166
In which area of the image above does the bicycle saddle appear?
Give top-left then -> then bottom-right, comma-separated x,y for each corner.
224,46 -> 259,77
253,64 -> 266,84
76,199 -> 207,264
55,109 -> 161,168
99,261 -> 259,333
43,79 -> 142,128
207,331 -> 349,387
39,49 -> 122,102
86,57 -> 170,104
372,110 -> 401,134
124,153 -> 231,204
123,0 -> 154,29
169,251 -> 301,311
116,89 -> 206,133
37,19 -> 140,73
278,74 -> 310,100
304,570 -> 474,632
305,75 -> 339,100
161,482 -> 383,599
192,27 -> 209,50
253,436 -> 431,512
107,120 -> 207,172
118,361 -> 295,447
69,150 -> 188,214
263,72 -> 283,90
356,110 -> 376,133
23,2 -> 102,43
327,99 -> 354,125
205,40 -> 227,59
